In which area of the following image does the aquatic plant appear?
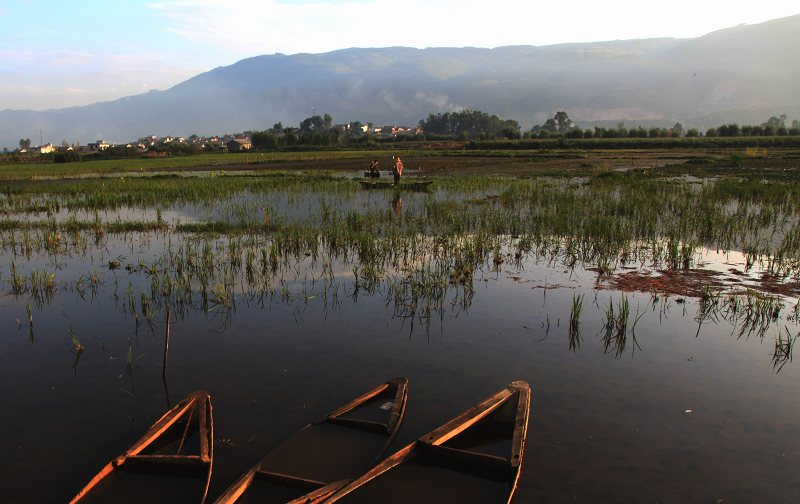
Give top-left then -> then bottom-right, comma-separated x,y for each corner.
69,325 -> 84,353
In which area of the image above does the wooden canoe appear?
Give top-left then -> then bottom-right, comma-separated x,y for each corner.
70,390 -> 214,504
213,377 -> 409,504
358,179 -> 433,191
322,381 -> 531,504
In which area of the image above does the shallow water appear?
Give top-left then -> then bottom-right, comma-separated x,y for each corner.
0,181 -> 798,503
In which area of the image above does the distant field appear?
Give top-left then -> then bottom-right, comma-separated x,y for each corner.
1,143 -> 799,181
0,151 -> 393,180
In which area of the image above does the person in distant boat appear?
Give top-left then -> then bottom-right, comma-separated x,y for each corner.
369,159 -> 380,178
392,156 -> 404,185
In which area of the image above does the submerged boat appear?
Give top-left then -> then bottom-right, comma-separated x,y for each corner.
322,381 -> 531,504
70,390 -> 214,504
358,179 -> 433,191
213,377 -> 409,504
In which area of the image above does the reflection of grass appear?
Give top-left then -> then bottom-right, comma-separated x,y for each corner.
725,289 -> 783,339
69,325 -> 84,353
600,294 -> 645,357
772,327 -> 797,373
568,293 -> 584,352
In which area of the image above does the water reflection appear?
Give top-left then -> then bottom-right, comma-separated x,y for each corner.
2,230 -> 798,367
392,194 -> 403,216
772,327 -> 797,373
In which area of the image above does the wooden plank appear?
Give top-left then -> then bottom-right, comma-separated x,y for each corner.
326,382 -> 390,419
420,388 -> 513,446
419,443 -> 510,473
326,416 -> 390,434
510,381 -> 531,470
199,393 -> 214,504
386,379 -> 408,433
176,407 -> 195,455
286,479 -> 350,504
119,393 -> 198,461
323,442 -> 418,502
124,454 -> 205,471
254,469 -> 327,490
211,468 -> 256,504
507,381 -> 531,504
199,396 -> 212,463
68,462 -> 114,504
126,454 -> 204,463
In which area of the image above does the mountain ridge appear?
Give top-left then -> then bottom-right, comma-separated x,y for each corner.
2,14 -> 799,148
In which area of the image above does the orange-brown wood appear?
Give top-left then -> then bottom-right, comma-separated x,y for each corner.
324,381 -> 531,504
507,381 -> 531,503
420,389 -> 513,446
213,378 -> 408,504
70,390 -> 214,504
286,479 -> 350,504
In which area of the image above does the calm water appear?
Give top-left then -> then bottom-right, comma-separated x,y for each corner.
1,187 -> 798,503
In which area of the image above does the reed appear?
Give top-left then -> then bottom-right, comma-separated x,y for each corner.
772,327 -> 796,373
568,293 -> 584,352
69,325 -> 84,353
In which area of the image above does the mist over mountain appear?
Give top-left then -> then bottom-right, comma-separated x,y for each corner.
2,14 -> 799,149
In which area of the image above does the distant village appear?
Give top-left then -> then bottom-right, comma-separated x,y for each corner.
9,122 -> 424,156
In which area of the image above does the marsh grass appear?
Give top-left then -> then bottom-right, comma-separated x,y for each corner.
69,325 -> 83,353
1,168 -> 798,345
568,293 -> 584,352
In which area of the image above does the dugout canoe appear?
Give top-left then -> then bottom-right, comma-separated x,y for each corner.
70,390 -> 214,504
213,377 -> 409,504
358,179 -> 433,191
322,380 -> 531,504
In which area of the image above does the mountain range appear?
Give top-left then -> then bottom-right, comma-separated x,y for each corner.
2,14 -> 799,149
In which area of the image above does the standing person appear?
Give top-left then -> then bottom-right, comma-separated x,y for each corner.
393,156 -> 404,185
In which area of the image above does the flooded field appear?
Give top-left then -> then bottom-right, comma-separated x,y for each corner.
1,165 -> 799,502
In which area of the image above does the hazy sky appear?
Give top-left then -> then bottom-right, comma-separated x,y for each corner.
1,0 -> 798,110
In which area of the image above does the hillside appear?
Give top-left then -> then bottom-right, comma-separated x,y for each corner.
2,14 -> 799,148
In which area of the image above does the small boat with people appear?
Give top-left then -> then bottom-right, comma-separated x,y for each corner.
358,179 -> 433,191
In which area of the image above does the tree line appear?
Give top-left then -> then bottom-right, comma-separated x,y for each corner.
6,109 -> 800,161
417,110 -> 521,140
530,112 -> 800,139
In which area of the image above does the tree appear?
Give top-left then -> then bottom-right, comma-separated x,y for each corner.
421,110 -> 518,139
541,118 -> 558,133
718,123 -> 740,137
553,111 -> 574,132
685,128 -> 700,137
252,130 -> 279,150
19,138 -> 31,150
672,122 -> 684,137
763,115 -> 787,130
348,121 -> 365,135
299,115 -> 327,134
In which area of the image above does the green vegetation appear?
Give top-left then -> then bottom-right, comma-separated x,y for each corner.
419,110 -> 521,140
1,149 -> 798,347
